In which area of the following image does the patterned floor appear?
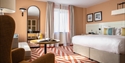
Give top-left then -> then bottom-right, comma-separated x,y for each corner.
29,46 -> 98,63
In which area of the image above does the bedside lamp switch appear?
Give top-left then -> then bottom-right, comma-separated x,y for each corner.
99,28 -> 101,30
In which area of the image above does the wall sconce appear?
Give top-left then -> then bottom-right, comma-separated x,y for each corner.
19,8 -> 26,16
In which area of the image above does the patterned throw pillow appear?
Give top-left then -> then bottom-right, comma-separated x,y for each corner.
121,27 -> 125,36
115,28 -> 121,35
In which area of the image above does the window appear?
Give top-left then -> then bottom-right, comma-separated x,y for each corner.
54,8 -> 69,32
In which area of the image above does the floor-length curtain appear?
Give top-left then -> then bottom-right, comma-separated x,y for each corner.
54,4 -> 74,46
45,1 -> 54,47
69,5 -> 74,45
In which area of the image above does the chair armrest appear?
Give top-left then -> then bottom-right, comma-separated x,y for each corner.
32,53 -> 55,63
11,48 -> 25,63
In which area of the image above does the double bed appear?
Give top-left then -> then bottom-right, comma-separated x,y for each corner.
72,35 -> 125,63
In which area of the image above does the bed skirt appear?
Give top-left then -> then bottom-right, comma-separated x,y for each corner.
73,44 -> 125,63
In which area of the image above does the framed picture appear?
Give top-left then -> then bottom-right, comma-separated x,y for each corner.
94,11 -> 102,21
87,13 -> 93,22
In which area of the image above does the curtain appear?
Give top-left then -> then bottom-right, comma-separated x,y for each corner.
45,1 -> 54,47
45,2 -> 74,47
69,5 -> 74,45
54,4 -> 74,46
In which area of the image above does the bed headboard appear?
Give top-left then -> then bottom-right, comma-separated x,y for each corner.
86,21 -> 125,34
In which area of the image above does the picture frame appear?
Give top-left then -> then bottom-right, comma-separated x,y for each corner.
94,11 -> 102,21
87,13 -> 93,22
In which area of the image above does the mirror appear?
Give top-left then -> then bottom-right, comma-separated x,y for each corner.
27,6 -> 40,40
27,6 -> 40,47
27,6 -> 40,33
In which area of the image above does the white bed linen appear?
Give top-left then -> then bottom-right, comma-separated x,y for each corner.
72,35 -> 125,54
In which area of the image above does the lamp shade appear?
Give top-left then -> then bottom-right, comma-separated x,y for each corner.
0,0 -> 15,13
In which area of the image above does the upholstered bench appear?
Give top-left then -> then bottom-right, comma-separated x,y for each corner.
18,42 -> 31,60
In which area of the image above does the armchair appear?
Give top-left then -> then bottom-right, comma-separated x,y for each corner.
0,15 -> 55,63
11,48 -> 55,63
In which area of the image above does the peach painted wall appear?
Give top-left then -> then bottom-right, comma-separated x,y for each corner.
86,0 -> 125,24
7,0 -> 124,41
83,8 -> 87,34
7,0 -> 46,42
7,0 -> 84,41
74,7 -> 83,35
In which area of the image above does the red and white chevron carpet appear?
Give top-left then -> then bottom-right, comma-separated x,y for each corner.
29,46 -> 98,63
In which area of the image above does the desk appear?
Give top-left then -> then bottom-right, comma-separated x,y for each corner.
30,39 -> 59,54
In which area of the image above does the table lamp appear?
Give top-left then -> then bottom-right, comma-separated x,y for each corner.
0,0 -> 15,15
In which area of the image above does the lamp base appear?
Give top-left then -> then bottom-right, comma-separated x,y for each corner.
0,12 -> 4,15
0,9 -> 4,15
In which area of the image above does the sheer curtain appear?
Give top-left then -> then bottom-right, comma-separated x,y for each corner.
54,4 -> 74,46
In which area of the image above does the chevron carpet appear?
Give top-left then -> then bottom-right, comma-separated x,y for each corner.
29,46 -> 98,63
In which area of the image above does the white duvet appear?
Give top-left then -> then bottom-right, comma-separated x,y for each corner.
72,35 -> 125,54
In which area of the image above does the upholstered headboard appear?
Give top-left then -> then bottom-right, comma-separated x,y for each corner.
86,20 -> 125,34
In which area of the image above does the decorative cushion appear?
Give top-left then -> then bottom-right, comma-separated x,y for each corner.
39,33 -> 43,39
103,28 -> 108,35
115,28 -> 121,35
103,27 -> 115,35
107,28 -> 114,35
121,27 -> 125,36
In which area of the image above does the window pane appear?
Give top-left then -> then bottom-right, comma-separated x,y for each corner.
28,20 -> 31,25
32,20 -> 35,25
32,27 -> 35,31
54,8 -> 69,32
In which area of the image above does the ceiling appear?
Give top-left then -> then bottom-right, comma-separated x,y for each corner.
37,0 -> 109,8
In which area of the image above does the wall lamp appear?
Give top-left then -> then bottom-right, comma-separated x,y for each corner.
19,8 -> 26,16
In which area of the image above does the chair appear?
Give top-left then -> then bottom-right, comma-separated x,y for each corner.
0,15 -> 55,63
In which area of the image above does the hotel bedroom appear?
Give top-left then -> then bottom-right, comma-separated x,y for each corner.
0,0 -> 125,63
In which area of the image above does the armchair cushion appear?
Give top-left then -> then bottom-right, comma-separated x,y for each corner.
12,48 -> 55,63
11,48 -> 26,63
19,61 -> 30,63
32,53 -> 55,63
